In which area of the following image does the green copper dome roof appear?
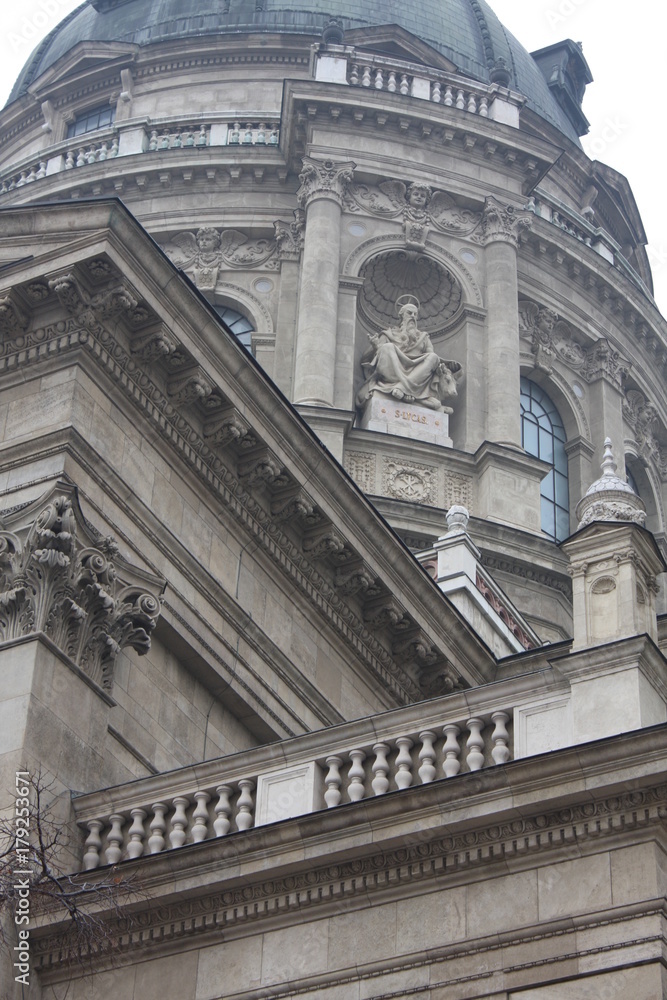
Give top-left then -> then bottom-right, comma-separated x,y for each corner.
8,0 -> 581,142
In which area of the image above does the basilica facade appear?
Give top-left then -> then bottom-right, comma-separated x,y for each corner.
0,2 -> 666,997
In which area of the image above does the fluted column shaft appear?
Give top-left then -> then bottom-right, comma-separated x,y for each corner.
293,157 -> 355,406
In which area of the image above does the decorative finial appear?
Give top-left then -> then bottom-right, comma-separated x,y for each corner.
322,17 -> 344,46
490,57 -> 511,87
600,437 -> 617,478
446,505 -> 469,534
575,438 -> 646,529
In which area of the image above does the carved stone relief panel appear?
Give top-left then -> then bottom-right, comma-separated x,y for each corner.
443,472 -> 474,513
344,451 -> 376,493
382,458 -> 437,506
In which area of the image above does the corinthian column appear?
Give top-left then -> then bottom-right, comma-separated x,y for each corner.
293,156 -> 355,406
479,197 -> 531,447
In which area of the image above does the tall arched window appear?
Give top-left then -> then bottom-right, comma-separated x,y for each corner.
213,304 -> 254,353
520,377 -> 569,542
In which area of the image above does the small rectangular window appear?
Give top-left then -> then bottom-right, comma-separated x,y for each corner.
66,105 -> 115,139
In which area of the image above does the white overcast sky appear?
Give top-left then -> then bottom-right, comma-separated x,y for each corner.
0,0 -> 664,314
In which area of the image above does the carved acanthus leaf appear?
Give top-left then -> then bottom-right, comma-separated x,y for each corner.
273,210 -> 305,258
203,408 -> 254,449
167,369 -> 214,406
270,488 -> 318,524
0,487 -> 163,690
297,156 -> 356,209
237,448 -> 288,488
302,525 -> 351,562
0,290 -> 30,335
130,328 -> 178,363
471,196 -> 532,247
334,563 -> 379,598
363,597 -> 407,630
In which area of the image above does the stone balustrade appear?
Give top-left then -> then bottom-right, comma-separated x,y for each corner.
0,117 -> 281,195
77,703 -> 513,871
315,47 -> 524,127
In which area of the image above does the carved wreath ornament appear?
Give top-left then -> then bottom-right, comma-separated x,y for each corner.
0,490 -> 162,690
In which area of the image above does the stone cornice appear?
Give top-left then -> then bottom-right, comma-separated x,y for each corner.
31,726 -> 667,974
0,209 -> 494,695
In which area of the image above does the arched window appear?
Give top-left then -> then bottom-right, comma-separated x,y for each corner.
520,377 -> 569,542
213,305 -> 254,353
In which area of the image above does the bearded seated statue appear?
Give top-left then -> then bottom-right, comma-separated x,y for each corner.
356,297 -> 461,413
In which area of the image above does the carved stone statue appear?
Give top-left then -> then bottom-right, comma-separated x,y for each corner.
356,296 -> 462,412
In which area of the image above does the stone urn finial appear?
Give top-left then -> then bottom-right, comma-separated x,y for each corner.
322,17 -> 344,46
446,505 -> 470,534
575,438 -> 646,529
490,57 -> 511,87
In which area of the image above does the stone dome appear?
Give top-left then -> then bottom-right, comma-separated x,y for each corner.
8,0 -> 582,141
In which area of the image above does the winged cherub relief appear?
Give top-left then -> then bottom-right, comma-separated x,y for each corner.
162,227 -> 277,289
344,178 -> 481,248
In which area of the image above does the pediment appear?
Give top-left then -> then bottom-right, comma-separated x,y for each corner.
343,24 -> 458,74
27,41 -> 139,97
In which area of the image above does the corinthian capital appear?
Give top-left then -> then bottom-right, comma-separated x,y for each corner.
474,196 -> 532,247
297,156 -> 356,209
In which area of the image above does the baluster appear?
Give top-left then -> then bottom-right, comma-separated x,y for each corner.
110,137 -> 119,157
159,133 -> 170,149
172,132 -> 182,148
184,131 -> 195,147
214,785 -> 233,836
191,791 -> 210,843
169,797 -> 189,848
444,85 -> 453,106
324,755 -> 343,807
467,93 -> 477,113
491,711 -> 511,764
86,147 -> 96,164
243,124 -> 254,143
148,803 -> 167,854
36,161 -> 47,179
83,819 -> 104,870
269,128 -> 279,144
399,74 -> 409,95
349,63 -> 359,85
149,129 -> 159,151
65,150 -> 75,169
418,731 -> 437,783
105,814 -> 125,864
347,749 -> 366,801
196,125 -> 208,145
26,167 -> 37,183
256,123 -> 266,144
236,779 -> 255,830
442,723 -> 461,778
371,742 -> 390,795
98,142 -> 108,161
456,89 -> 465,110
229,122 -> 241,143
431,81 -> 441,103
361,65 -> 372,87
374,69 -> 383,90
394,736 -> 413,790
126,808 -> 146,859
466,718 -> 485,771
479,96 -> 489,117
387,71 -> 397,93
16,171 -> 27,187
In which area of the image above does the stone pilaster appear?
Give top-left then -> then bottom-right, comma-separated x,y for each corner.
293,156 -> 355,406
477,197 -> 531,447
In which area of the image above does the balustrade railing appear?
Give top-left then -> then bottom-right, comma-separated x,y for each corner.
348,62 -> 491,118
0,117 -> 281,195
78,707 -> 512,871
